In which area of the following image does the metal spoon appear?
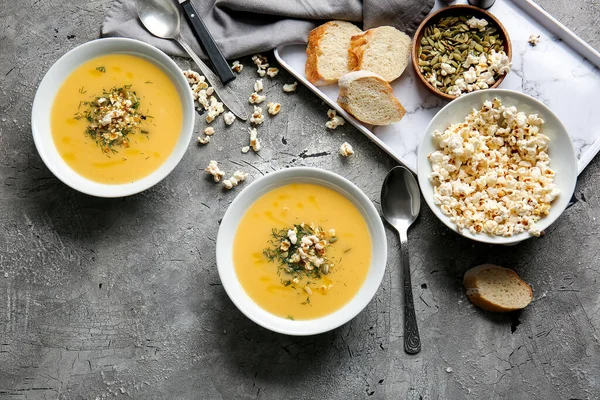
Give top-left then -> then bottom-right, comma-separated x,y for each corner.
135,0 -> 248,120
381,166 -> 421,354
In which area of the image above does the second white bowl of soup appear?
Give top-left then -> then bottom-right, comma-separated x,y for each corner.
216,167 -> 387,335
32,38 -> 194,197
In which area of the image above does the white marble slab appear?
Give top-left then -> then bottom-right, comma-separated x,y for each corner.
275,0 -> 600,174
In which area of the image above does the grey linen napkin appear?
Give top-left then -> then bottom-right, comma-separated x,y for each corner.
102,0 -> 434,60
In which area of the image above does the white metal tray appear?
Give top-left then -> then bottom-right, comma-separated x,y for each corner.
274,0 -> 600,174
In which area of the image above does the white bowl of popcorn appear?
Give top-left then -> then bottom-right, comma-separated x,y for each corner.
417,89 -> 577,245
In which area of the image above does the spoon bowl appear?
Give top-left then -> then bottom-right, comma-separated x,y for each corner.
136,0 -> 180,39
381,167 -> 421,232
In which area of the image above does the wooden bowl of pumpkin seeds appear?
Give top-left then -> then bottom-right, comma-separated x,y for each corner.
411,5 -> 512,101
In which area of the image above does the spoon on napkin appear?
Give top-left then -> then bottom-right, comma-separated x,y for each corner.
381,166 -> 422,354
136,0 -> 248,120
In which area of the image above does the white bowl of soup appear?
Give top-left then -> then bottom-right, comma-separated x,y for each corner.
31,38 -> 194,197
216,167 -> 387,335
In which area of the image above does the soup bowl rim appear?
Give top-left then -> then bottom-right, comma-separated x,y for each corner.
31,37 -> 195,197
216,167 -> 388,335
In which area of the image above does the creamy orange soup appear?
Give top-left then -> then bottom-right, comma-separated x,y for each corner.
234,183 -> 372,320
51,54 -> 183,184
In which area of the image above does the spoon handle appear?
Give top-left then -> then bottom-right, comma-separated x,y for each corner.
399,229 -> 421,354
175,36 -> 248,121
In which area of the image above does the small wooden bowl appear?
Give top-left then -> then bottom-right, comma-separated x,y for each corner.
411,5 -> 512,101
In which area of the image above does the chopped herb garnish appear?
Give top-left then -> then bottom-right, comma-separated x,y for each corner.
96,66 -> 106,73
73,85 -> 149,155
263,222 -> 338,304
79,86 -> 87,94
144,80 -> 153,84
301,297 -> 311,305
286,315 -> 295,320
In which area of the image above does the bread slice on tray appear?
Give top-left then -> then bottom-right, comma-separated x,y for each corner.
337,70 -> 406,125
349,26 -> 412,82
306,21 -> 362,86
464,264 -> 533,313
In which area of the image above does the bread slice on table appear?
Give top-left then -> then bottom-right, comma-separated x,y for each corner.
464,264 -> 533,313
306,21 -> 362,86
349,26 -> 412,82
337,70 -> 406,126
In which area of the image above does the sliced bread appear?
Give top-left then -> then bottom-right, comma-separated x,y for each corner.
337,70 -> 406,125
306,21 -> 363,86
349,26 -> 412,82
464,264 -> 533,313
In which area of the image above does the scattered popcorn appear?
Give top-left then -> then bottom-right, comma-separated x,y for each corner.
190,81 -> 209,100
241,146 -> 250,153
205,160 -> 225,182
326,109 -> 345,130
252,54 -> 269,67
204,127 -> 215,136
206,96 -> 225,123
528,34 -> 541,47
248,127 -> 261,151
223,111 -> 236,126
466,17 -> 488,31
266,67 -> 279,78
339,142 -> 354,157
254,79 -> 263,92
428,98 -> 558,237
267,102 -> 281,115
250,106 -> 264,125
283,81 -> 298,92
252,54 -> 269,77
231,60 -> 243,73
197,90 -> 210,110
183,69 -> 203,85
197,135 -> 210,145
249,92 -> 266,104
223,170 -> 248,190
183,69 -> 218,111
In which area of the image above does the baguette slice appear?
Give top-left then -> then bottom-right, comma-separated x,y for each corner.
464,264 -> 533,313
306,21 -> 362,86
349,26 -> 412,82
337,70 -> 406,125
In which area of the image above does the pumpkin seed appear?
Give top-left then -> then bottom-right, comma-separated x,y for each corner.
417,14 -> 507,95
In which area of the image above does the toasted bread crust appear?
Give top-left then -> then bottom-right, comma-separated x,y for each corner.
337,71 -> 406,125
464,264 -> 533,313
348,27 -> 412,82
348,31 -> 372,72
305,22 -> 332,86
306,21 -> 361,86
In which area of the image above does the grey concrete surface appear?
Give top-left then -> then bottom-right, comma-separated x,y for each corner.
1,0 -> 599,399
